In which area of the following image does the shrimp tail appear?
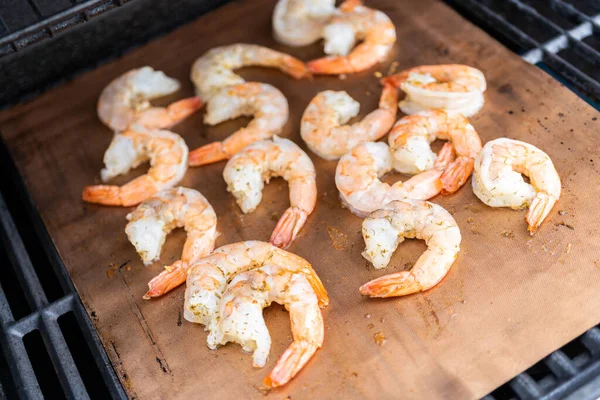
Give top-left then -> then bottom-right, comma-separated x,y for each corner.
434,142 -> 456,170
380,74 -> 406,89
359,271 -> 422,298
264,341 -> 320,388
144,260 -> 188,299
526,192 -> 556,235
189,142 -> 228,166
304,272 -> 330,308
440,156 -> 474,194
281,57 -> 311,79
307,57 -> 354,75
270,207 -> 308,249
166,97 -> 203,124
379,82 -> 399,112
82,185 -> 122,206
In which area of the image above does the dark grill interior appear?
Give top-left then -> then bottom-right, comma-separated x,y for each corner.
1,0 -> 599,399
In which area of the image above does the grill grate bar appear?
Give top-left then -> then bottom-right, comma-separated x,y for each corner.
544,351 -> 578,380
510,373 -> 543,399
0,190 -> 48,311
0,326 -> 43,399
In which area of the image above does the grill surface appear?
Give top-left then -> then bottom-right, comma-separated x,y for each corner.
1,0 -> 600,399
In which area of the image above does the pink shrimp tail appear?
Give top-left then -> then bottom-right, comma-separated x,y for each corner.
269,207 -> 308,249
526,192 -> 556,235
264,341 -> 320,388
143,260 -> 188,299
379,82 -> 399,112
440,156 -> 474,194
167,97 -> 203,124
188,142 -> 228,166
82,185 -> 122,206
359,271 -> 423,298
307,57 -> 355,75
282,57 -> 311,80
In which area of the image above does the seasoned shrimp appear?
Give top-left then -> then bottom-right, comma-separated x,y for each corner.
301,83 -> 398,160
217,264 -> 324,387
223,136 -> 316,249
82,125 -> 188,207
389,110 -> 482,193
184,241 -> 328,357
124,187 -> 218,299
188,82 -> 289,166
472,138 -> 561,234
190,44 -> 308,101
335,141 -> 455,217
98,66 -> 201,131
307,0 -> 396,75
382,64 -> 486,117
273,0 -> 335,46
360,199 -> 461,297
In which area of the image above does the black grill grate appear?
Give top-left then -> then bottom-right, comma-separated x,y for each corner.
0,138 -> 127,400
445,0 -> 600,107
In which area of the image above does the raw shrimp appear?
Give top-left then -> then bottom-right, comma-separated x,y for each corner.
188,82 -> 289,166
307,0 -> 396,75
124,187 -> 218,299
217,264 -> 324,387
335,141 -> 455,217
301,83 -> 398,160
190,44 -> 308,101
223,136 -> 316,249
82,125 -> 188,207
97,66 -> 201,131
360,199 -> 461,297
389,109 -> 482,193
273,0 -> 335,46
183,241 -> 328,355
472,138 -> 561,234
382,64 -> 487,117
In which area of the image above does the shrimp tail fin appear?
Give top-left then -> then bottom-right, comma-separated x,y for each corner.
307,57 -> 354,75
379,82 -> 399,112
282,57 -> 311,79
304,272 -> 330,308
189,142 -> 228,166
269,207 -> 308,249
359,271 -> 422,298
526,192 -> 556,235
264,341 -> 320,388
144,260 -> 188,299
82,185 -> 123,206
434,142 -> 456,170
440,156 -> 474,194
380,74 -> 405,89
166,97 -> 203,125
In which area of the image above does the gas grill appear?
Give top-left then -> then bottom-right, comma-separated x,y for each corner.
0,1 -> 599,399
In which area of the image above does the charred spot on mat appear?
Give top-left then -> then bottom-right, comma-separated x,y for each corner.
156,357 -> 170,374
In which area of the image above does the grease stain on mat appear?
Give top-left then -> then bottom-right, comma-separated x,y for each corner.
325,223 -> 349,250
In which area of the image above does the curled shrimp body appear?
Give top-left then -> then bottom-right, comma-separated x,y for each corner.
124,187 -> 218,299
301,83 -> 398,160
183,242 -> 329,381
389,110 -> 482,194
335,141 -> 455,217
307,0 -> 396,75
82,126 -> 188,207
473,138 -> 561,234
190,44 -> 308,101
273,0 -> 335,46
217,264 -> 324,387
223,136 -> 317,249
383,64 -> 486,117
360,199 -> 461,297
98,67 -> 201,131
188,82 -> 289,166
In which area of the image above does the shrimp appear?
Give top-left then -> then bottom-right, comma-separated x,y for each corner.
273,0 -> 335,46
183,241 -> 328,355
223,136 -> 317,249
217,264 -> 324,387
124,187 -> 218,299
382,64 -> 487,117
472,138 -> 561,234
360,199 -> 461,297
190,44 -> 309,101
300,83 -> 398,160
389,110 -> 482,194
82,125 -> 188,207
307,0 -> 396,75
335,141 -> 455,217
188,82 -> 289,166
97,66 -> 201,131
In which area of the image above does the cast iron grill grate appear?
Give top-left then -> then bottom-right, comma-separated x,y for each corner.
444,0 -> 600,107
